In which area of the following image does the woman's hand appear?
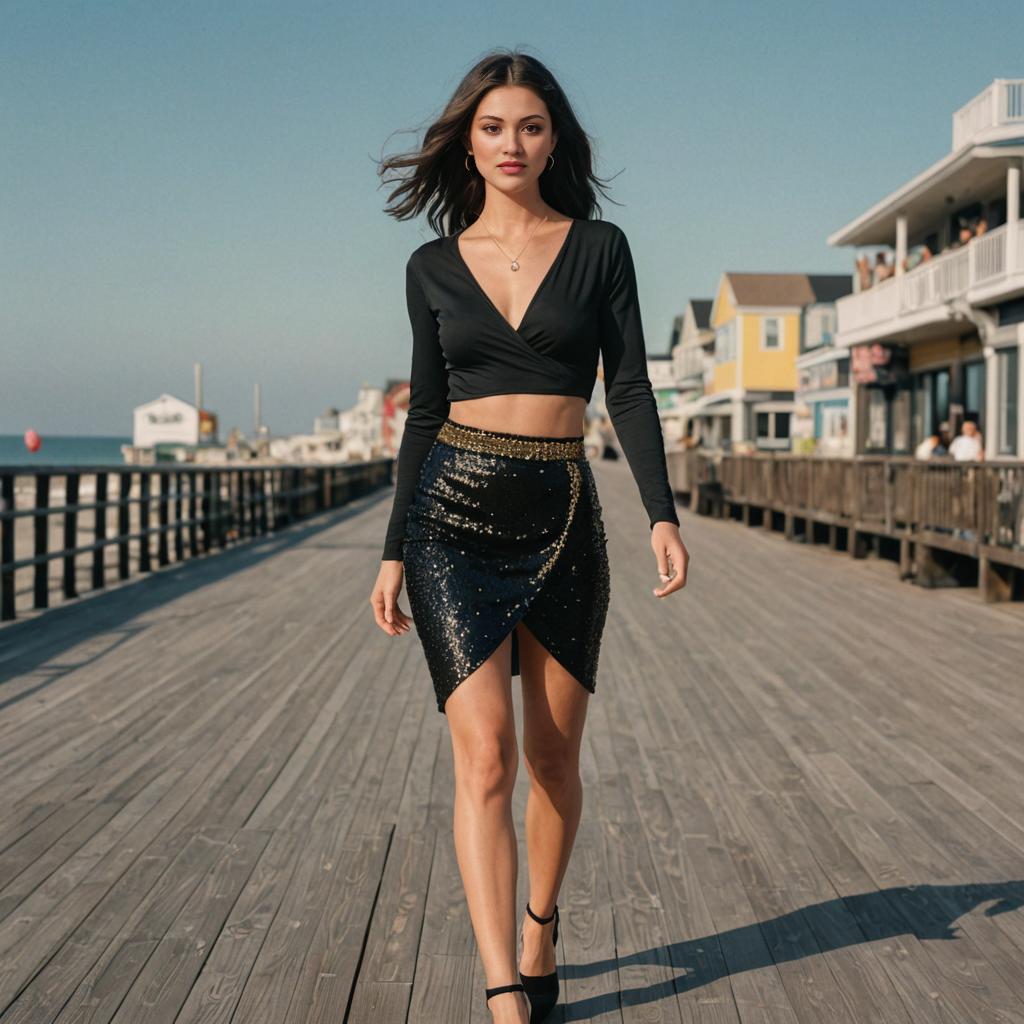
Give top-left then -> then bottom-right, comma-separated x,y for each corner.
651,521 -> 689,598
371,560 -> 413,636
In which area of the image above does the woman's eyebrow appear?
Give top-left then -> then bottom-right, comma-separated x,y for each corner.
477,114 -> 546,122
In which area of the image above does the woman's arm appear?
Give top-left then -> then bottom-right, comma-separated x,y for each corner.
598,225 -> 680,530
380,257 -> 450,560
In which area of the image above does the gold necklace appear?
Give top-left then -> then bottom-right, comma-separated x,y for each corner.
478,214 -> 548,271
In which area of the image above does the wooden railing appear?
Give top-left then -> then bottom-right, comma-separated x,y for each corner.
667,449 -> 1024,599
0,459 -> 393,622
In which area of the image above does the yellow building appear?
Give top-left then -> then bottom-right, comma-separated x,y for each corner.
694,272 -> 850,450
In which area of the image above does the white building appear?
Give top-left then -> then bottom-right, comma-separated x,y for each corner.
793,278 -> 853,456
132,393 -> 215,448
828,77 -> 1024,458
339,385 -> 384,460
667,299 -> 714,442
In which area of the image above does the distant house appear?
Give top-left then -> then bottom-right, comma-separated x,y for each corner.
338,385 -> 384,460
132,393 -> 218,449
667,299 -> 714,442
793,276 -> 855,456
697,272 -> 850,451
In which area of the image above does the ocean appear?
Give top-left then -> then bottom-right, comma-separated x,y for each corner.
0,434 -> 131,468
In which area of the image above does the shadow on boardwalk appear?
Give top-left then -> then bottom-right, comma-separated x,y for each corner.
564,881 -> 1024,1020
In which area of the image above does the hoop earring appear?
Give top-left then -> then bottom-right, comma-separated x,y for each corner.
465,153 -> 475,173
546,153 -> 555,171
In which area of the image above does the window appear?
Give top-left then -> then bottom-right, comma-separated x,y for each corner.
865,388 -> 888,451
762,316 -> 781,350
997,346 -> 1019,455
912,367 -> 951,446
801,306 -> 836,353
963,359 -> 985,427
821,308 -> 835,348
714,320 -> 737,363
755,409 -> 790,447
891,386 -> 911,454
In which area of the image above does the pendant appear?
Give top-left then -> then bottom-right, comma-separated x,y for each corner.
510,260 -> 520,271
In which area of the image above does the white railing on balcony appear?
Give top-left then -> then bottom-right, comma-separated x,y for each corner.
899,246 -> 970,314
842,275 -> 898,333
952,79 -> 1024,151
974,223 -> 1008,283
837,221 -> 1022,338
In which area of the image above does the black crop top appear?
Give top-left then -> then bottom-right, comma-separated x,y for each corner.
381,218 -> 679,561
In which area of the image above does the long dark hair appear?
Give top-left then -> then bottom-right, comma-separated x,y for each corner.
377,49 -> 617,237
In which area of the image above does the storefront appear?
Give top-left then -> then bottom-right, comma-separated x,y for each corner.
853,336 -> 987,455
793,353 -> 851,455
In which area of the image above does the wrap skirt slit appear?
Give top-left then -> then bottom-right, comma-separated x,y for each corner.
402,419 -> 612,714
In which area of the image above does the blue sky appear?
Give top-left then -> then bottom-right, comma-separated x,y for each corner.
2,0 -> 1023,436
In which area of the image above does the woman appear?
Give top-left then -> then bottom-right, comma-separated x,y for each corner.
370,50 -> 689,1024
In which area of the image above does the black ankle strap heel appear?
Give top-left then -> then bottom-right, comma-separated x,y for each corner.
525,901 -> 559,946
519,902 -> 559,1023
485,980 -> 526,1006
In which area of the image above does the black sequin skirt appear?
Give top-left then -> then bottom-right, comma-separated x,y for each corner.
403,419 -> 611,714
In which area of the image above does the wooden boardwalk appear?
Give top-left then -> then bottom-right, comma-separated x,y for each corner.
1,457 -> 1023,1023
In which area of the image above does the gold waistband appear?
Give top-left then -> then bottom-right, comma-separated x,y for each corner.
436,420 -> 585,460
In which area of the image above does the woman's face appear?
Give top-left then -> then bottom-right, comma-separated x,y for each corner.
466,85 -> 558,194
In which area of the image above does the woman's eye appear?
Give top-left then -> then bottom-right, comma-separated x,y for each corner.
482,124 -> 542,134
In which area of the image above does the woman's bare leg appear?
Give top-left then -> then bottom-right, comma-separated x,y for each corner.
444,631 -> 530,1023
516,620 -> 590,976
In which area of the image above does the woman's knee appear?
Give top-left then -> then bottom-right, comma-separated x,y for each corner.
523,745 -> 580,791
454,733 -> 519,801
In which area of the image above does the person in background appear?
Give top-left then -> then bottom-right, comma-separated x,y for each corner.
949,420 -> 984,462
949,220 -> 975,250
856,253 -> 873,290
902,243 -> 932,272
914,433 -> 941,460
975,215 -> 988,238
937,421 -> 953,454
872,251 -> 894,284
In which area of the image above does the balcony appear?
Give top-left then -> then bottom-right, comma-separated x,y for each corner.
835,220 -> 1024,346
953,79 -> 1024,151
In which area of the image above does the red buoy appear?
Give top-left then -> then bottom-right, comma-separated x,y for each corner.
24,428 -> 41,453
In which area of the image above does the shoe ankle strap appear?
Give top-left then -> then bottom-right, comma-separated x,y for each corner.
526,901 -> 559,925
485,981 -> 525,1001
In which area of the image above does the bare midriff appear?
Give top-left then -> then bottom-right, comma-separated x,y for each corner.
447,394 -> 589,439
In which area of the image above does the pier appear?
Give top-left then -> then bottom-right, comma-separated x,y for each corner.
1,456 -> 1023,1022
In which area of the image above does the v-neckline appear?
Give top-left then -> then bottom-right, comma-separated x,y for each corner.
453,218 -> 577,336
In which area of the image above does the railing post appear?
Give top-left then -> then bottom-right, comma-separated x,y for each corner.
157,471 -> 170,567
117,472 -> 131,580
63,472 -> 80,600
93,471 -> 108,592
139,473 -> 152,572
216,471 -> 228,548
259,469 -> 269,533
240,470 -> 250,539
173,471 -> 184,561
1,473 -> 15,621
188,471 -> 199,556
289,468 -> 300,523
34,473 -> 50,609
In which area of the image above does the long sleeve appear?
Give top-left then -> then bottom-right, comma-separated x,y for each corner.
381,258 -> 450,560
598,226 -> 680,529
